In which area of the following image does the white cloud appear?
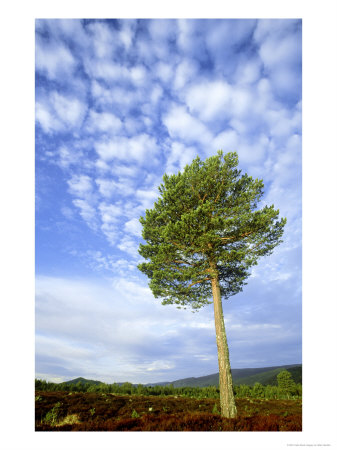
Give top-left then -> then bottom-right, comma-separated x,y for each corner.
266,105 -> 301,139
230,87 -> 254,118
85,251 -> 137,275
125,217 -> 142,237
91,80 -> 115,105
166,141 -> 198,174
91,83 -> 143,116
155,61 -> 174,83
148,19 -> 177,42
100,223 -> 118,245
135,188 -> 159,211
173,59 -> 199,91
85,59 -> 128,81
163,105 -> 212,145
118,19 -> 137,50
36,101 -> 62,133
212,129 -> 269,164
67,174 -> 93,197
50,92 -> 87,128
254,20 -> 301,99
36,91 -> 87,134
94,134 -> 159,164
238,134 -> 269,164
35,36 -> 77,80
130,65 -> 147,86
253,19 -> 295,43
86,20 -> 117,59
98,202 -> 122,224
212,129 -> 239,153
185,80 -> 232,122
72,198 -> 97,229
150,84 -> 164,104
36,19 -> 89,48
97,202 -> 124,245
85,110 -> 123,134
95,179 -> 116,198
258,31 -> 301,70
112,164 -> 139,178
57,145 -> 83,169
271,133 -> 302,185
66,175 -> 99,230
235,58 -> 262,85
123,116 -> 147,135
146,360 -> 175,372
176,19 -> 202,55
117,235 -> 139,257
205,19 -> 256,56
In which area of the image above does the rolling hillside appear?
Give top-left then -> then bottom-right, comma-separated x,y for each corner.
63,364 -> 302,388
146,364 -> 302,387
64,377 -> 103,386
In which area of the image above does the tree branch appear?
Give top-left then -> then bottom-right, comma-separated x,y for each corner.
219,230 -> 255,242
188,278 -> 211,288
190,183 -> 201,201
170,241 -> 186,249
173,259 -> 196,266
214,176 -> 225,203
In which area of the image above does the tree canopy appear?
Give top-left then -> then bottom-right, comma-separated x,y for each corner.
138,151 -> 286,310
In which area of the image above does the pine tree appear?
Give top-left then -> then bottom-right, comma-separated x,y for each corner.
138,151 -> 286,418
252,382 -> 265,398
277,370 -> 297,398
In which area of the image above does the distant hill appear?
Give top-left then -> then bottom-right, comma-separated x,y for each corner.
232,365 -> 302,386
146,364 -> 302,388
62,364 -> 301,388
64,377 -> 103,386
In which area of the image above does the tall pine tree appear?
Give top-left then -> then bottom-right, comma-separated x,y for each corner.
138,151 -> 286,417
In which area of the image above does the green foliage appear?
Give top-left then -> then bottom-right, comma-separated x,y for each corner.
36,378 -> 301,400
234,365 -> 302,386
121,382 -> 133,395
277,370 -> 297,397
138,151 -> 286,310
265,385 -> 279,399
252,382 -> 265,398
44,402 -> 61,426
234,384 -> 252,398
90,408 -> 95,416
131,409 -> 140,418
212,403 -> 220,414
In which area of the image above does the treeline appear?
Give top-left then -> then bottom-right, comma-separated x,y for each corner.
35,370 -> 301,400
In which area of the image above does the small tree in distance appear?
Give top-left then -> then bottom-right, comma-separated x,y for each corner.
277,370 -> 297,398
138,151 -> 286,418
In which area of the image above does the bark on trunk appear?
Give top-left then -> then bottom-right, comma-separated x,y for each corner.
211,275 -> 237,418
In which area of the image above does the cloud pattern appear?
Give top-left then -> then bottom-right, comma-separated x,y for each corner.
35,19 -> 302,383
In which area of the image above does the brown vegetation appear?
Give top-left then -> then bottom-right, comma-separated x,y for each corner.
35,391 -> 301,431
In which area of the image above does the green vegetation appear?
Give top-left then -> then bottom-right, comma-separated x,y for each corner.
35,390 -> 302,431
131,409 -> 140,418
44,402 -> 61,426
277,370 -> 298,398
233,365 -> 302,386
145,364 -> 301,388
35,370 -> 301,400
212,403 -> 220,414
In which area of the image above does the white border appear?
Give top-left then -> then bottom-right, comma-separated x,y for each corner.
1,1 -> 337,449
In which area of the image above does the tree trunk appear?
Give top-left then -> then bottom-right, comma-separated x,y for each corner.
211,275 -> 237,418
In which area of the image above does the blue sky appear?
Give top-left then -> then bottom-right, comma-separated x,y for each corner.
35,18 -> 303,384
